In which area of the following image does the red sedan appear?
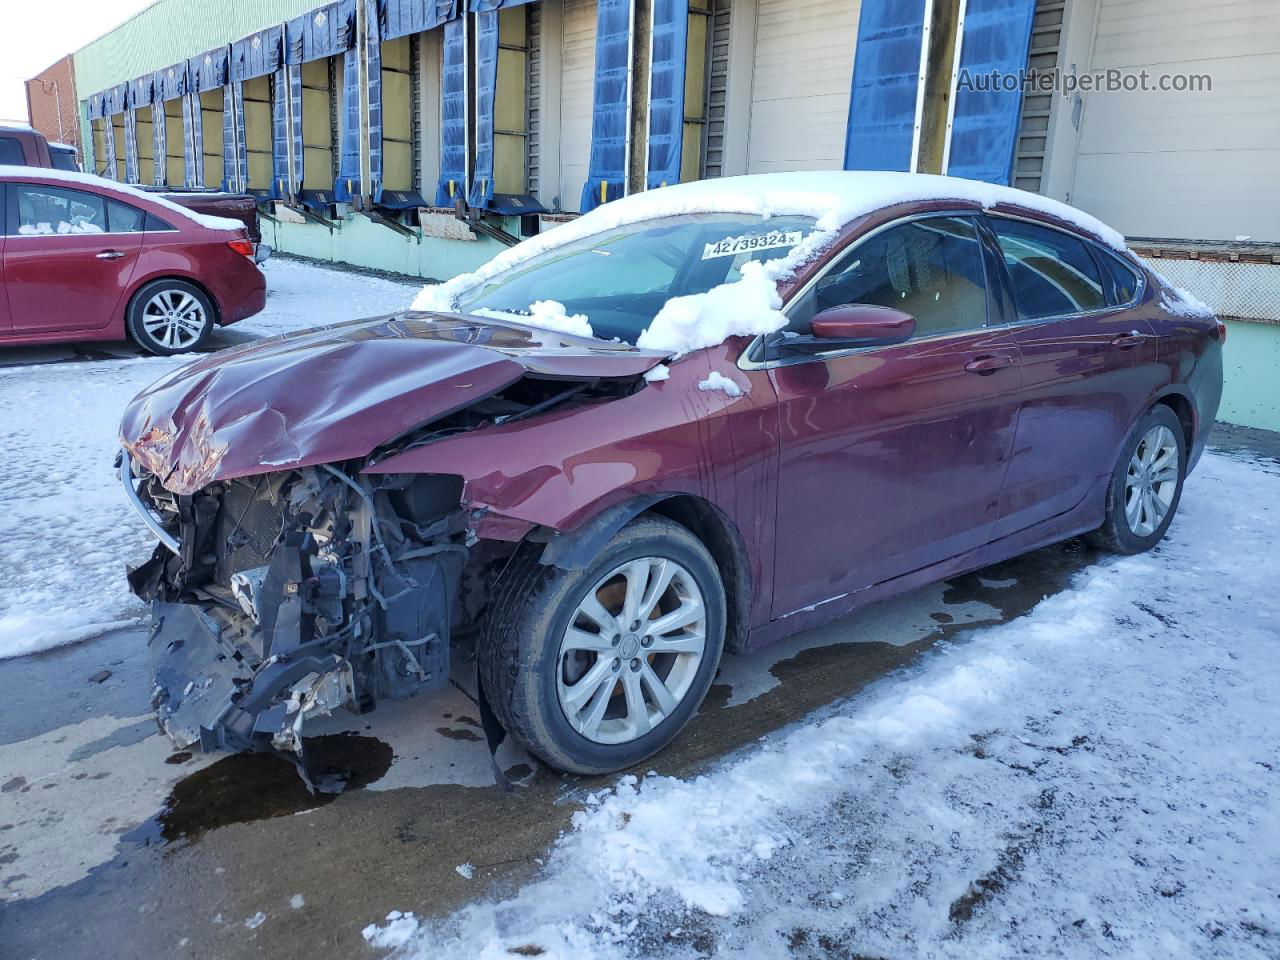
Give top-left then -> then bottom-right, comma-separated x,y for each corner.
117,172 -> 1223,785
0,168 -> 266,355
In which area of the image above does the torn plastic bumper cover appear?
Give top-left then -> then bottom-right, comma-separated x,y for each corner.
124,457 -> 467,776
148,602 -> 354,755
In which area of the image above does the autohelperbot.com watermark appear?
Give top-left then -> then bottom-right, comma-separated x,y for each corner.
958,67 -> 1213,97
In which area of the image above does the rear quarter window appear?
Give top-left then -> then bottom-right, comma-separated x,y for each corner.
1094,247 -> 1144,307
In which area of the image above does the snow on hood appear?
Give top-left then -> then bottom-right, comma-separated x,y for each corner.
0,164 -> 246,233
414,171 -> 1132,356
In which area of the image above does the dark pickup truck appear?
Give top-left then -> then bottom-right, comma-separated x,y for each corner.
1,123 -> 265,250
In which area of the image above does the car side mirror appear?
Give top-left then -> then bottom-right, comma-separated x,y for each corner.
779,304 -> 916,354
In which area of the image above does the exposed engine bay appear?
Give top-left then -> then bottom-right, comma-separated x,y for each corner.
124,461 -> 472,788
120,372 -> 643,791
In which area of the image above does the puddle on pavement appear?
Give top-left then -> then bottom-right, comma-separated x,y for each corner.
123,733 -> 393,849
941,537 -> 1100,620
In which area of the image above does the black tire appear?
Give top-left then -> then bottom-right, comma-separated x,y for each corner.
1091,404 -> 1187,555
479,515 -> 726,775
126,279 -> 216,356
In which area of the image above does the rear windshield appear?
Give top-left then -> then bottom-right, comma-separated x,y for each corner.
456,213 -> 818,343
49,151 -> 79,172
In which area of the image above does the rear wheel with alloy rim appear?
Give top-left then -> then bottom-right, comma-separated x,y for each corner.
479,516 -> 726,774
126,279 -> 215,355
1092,404 -> 1187,554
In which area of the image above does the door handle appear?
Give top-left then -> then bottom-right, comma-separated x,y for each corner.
964,354 -> 1015,374
1111,331 -> 1145,350
96,250 -> 126,260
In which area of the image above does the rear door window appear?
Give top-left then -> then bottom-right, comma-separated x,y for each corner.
989,218 -> 1107,320
14,184 -> 108,235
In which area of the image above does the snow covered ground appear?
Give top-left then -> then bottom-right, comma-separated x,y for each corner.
0,258 -> 415,659
366,450 -> 1280,960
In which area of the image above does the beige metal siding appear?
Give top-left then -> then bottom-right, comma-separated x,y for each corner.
745,0 -> 860,173
1012,0 -> 1064,193
559,0 -> 596,211
1071,0 -> 1280,241
702,0 -> 731,178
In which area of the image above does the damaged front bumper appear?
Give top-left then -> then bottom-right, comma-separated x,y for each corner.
147,602 -> 355,756
121,454 -> 467,787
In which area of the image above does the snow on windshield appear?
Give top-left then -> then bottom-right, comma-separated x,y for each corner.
413,171 -> 1133,356
473,299 -> 594,338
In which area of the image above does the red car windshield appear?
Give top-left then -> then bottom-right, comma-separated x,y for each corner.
456,213 -> 817,343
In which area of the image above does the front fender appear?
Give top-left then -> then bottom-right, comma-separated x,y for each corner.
363,349 -> 741,537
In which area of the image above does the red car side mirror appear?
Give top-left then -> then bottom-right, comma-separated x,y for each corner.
810,304 -> 916,346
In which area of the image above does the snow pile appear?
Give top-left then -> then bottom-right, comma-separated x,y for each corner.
243,912 -> 266,930
695,370 -> 746,398
455,863 -> 475,880
1160,286 -> 1216,319
0,259 -> 416,660
369,450 -> 1280,959
363,911 -> 421,949
0,164 -> 245,232
473,299 -> 593,338
642,364 -> 670,383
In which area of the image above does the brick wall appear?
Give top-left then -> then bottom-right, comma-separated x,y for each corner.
25,56 -> 79,154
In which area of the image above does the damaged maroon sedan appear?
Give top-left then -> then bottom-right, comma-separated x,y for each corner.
117,172 -> 1223,786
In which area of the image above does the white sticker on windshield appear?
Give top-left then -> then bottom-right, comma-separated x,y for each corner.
701,230 -> 804,260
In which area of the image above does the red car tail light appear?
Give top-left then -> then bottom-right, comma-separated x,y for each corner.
227,238 -> 255,258
1216,319 -> 1227,343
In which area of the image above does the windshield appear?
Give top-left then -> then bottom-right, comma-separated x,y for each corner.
455,213 -> 818,344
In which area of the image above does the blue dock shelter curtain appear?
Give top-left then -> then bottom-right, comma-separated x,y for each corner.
103,118 -> 117,180
436,15 -> 468,205
338,35 -> 361,202
232,26 -> 283,195
945,0 -> 1036,184
581,0 -> 633,211
370,0 -> 458,203
124,108 -> 139,183
124,80 -> 147,183
843,0 -> 928,172
188,47 -> 229,187
150,70 -> 167,184
646,0 -> 688,189
467,10 -> 499,208
223,86 -> 239,191
155,64 -> 187,183
127,77 -> 154,183
105,84 -> 127,180
285,0 -> 358,198
365,0 -> 383,203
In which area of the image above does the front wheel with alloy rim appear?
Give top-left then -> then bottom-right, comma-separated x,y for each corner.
1092,404 -> 1187,554
479,516 -> 726,775
126,279 -> 215,355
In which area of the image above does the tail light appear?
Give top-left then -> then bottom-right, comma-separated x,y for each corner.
1216,319 -> 1227,344
227,238 -> 254,258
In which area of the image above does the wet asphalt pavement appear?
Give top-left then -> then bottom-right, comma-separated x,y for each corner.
1,424 -> 1275,959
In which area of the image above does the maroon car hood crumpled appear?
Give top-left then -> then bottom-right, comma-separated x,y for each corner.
119,312 -> 669,495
